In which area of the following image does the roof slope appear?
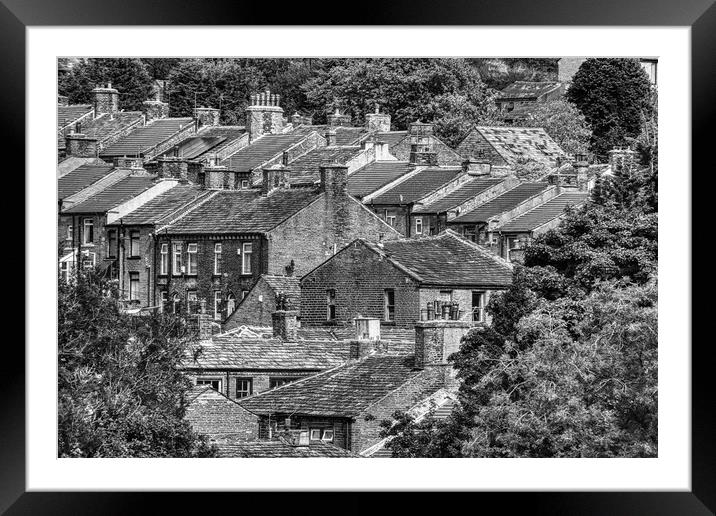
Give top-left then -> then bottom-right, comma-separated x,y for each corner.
288,146 -> 363,184
222,133 -> 311,171
413,177 -> 504,214
295,125 -> 367,145
370,231 -> 513,287
100,118 -> 194,157
466,126 -> 565,165
115,184 -> 212,225
239,354 -> 421,417
498,81 -> 562,100
62,175 -> 157,213
58,105 -> 93,128
161,188 -> 319,234
498,192 -> 589,232
450,182 -> 550,224
76,112 -> 144,141
263,275 -> 301,302
183,336 -> 350,370
57,156 -> 106,178
215,439 -> 358,457
57,163 -> 115,199
347,161 -> 415,198
370,167 -> 462,205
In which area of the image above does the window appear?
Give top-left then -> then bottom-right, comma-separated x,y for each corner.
171,292 -> 180,313
326,289 -> 336,321
321,429 -> 334,442
160,291 -> 168,312
129,230 -> 140,257
127,272 -> 139,301
214,291 -> 222,320
506,236 -> 521,262
107,229 -> 117,258
196,378 -> 222,391
186,243 -> 198,275
384,289 -> 395,322
241,180 -> 249,189
269,377 -> 293,389
226,292 -> 236,315
463,226 -> 476,243
241,242 -> 253,274
66,224 -> 73,241
235,378 -> 253,399
159,243 -> 169,275
214,242 -> 222,275
59,261 -> 70,284
172,243 -> 182,275
384,210 -> 397,227
82,218 -> 94,244
472,291 -> 485,322
187,290 -> 198,313
415,217 -> 423,235
309,429 -> 322,441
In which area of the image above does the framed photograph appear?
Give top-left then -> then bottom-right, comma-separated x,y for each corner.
8,0 -> 712,513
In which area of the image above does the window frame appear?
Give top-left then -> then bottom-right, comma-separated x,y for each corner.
159,243 -> 169,275
241,242 -> 253,275
309,429 -> 322,441
214,290 -> 222,321
128,271 -> 140,301
196,378 -> 222,392
326,289 -> 336,321
172,243 -> 183,276
106,229 -> 117,258
415,217 -> 423,235
186,290 -> 198,314
214,242 -> 222,275
384,209 -> 397,227
235,378 -> 253,399
472,290 -> 486,323
384,288 -> 395,322
128,230 -> 141,258
269,377 -> 293,389
186,243 -> 198,275
321,429 -> 335,442
82,217 -> 94,245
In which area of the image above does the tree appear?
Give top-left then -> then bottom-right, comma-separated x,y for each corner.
301,58 -> 497,146
58,271 -> 216,457
141,58 -> 183,80
566,58 -> 653,160
58,58 -> 154,111
514,98 -> 591,155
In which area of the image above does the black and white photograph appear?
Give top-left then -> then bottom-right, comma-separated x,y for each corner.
55,56 -> 659,459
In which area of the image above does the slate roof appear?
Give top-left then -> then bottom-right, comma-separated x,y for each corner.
62,175 -> 157,214
58,104 -> 93,128
157,126 -> 246,160
215,439 -> 358,458
369,167 -> 462,205
100,118 -> 195,157
160,188 -> 320,234
462,126 -> 565,166
368,131 -> 408,148
194,126 -> 246,157
497,192 -> 589,232
296,125 -> 367,145
287,146 -> 363,184
263,275 -> 301,304
74,112 -> 144,142
57,156 -> 106,178
497,81 -> 563,100
365,231 -> 513,288
239,354 -> 421,417
347,161 -> 415,198
57,163 -> 115,199
412,177 -> 505,214
450,182 -> 551,224
222,132 -> 312,172
113,184 -> 213,226
183,336 -> 350,370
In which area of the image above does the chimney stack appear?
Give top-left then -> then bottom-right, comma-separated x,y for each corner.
65,133 -> 98,158
462,160 -> 492,176
365,104 -> 391,132
327,107 -> 352,127
272,310 -> 299,341
408,121 -> 437,166
245,89 -> 284,142
319,162 -> 348,195
142,94 -> 170,123
92,83 -> 119,116
262,163 -> 291,195
414,319 -> 474,389
325,129 -> 337,147
193,106 -> 221,128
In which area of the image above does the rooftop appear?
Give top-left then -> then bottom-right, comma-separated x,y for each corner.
239,354 -> 421,417
214,439 -> 358,458
412,177 -> 505,214
369,167 -> 463,205
57,156 -> 106,178
497,191 -> 589,232
222,132 -> 313,172
160,188 -> 320,234
287,146 -> 363,184
365,231 -> 513,288
57,163 -> 115,200
450,182 -> 551,224
58,104 -> 93,128
497,81 -> 563,100
347,161 -> 415,199
62,175 -> 157,214
262,275 -> 301,304
183,335 -> 351,370
112,184 -> 213,226
73,111 -> 144,142
461,126 -> 565,166
296,125 -> 367,146
157,126 -> 246,160
100,118 -> 195,157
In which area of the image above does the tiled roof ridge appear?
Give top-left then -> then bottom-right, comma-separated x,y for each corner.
361,240 -> 426,283
496,191 -> 589,232
153,188 -> 217,226
264,191 -> 322,232
443,228 -> 514,270
362,165 -> 427,203
155,189 -> 222,233
361,367 -> 428,416
474,125 -> 551,132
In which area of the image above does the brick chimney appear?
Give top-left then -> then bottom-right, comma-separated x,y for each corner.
194,106 -> 220,128
408,121 -> 437,166
245,90 -> 284,142
92,83 -> 119,116
142,92 -> 169,123
320,162 -> 348,195
320,163 -> 350,246
272,310 -> 299,341
145,156 -> 192,181
414,320 -> 473,389
325,129 -> 337,146
65,133 -> 98,158
573,153 -> 589,191
113,156 -> 145,172
365,104 -> 391,132
462,159 -> 492,176
327,108 -> 351,127
262,164 -> 291,195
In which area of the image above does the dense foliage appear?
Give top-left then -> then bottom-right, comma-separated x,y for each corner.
514,98 -> 591,155
566,58 -> 653,160
58,271 -> 215,457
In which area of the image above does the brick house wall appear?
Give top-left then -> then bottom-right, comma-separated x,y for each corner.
115,225 -> 155,306
185,369 -> 319,400
300,241 -> 421,328
184,387 -> 259,440
456,131 -> 508,166
59,213 -> 112,268
267,194 -> 400,278
365,203 -> 411,236
154,234 -> 268,319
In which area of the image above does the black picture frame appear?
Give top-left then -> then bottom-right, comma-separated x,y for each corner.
5,0 -> 712,513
